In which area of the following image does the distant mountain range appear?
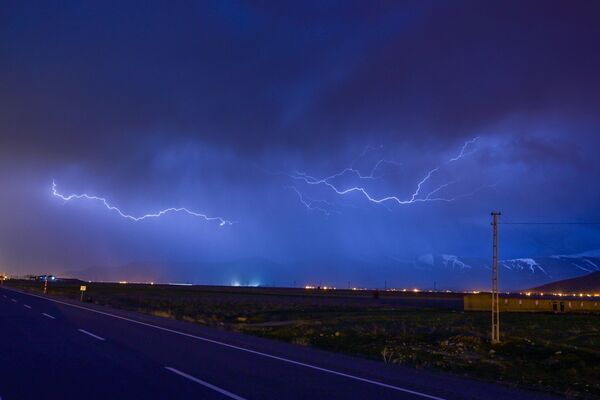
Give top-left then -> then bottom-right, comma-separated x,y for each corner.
531,271 -> 600,294
401,252 -> 600,291
58,251 -> 600,292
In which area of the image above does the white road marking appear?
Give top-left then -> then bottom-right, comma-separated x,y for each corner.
3,288 -> 445,400
78,329 -> 105,341
165,367 -> 246,400
10,298 -> 17,303
2,295 -> 6,298
42,313 -> 55,319
24,304 -> 32,309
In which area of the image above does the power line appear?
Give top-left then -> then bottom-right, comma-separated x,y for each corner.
501,222 -> 600,225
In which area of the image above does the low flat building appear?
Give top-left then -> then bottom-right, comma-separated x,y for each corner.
464,293 -> 600,313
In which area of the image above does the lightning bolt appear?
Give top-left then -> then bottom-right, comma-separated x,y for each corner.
357,144 -> 384,159
449,136 -> 480,162
288,137 -> 486,207
51,181 -> 234,226
286,186 -> 338,216
293,158 -> 402,186
366,159 -> 403,179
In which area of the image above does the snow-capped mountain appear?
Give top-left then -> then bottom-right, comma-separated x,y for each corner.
58,252 -> 600,292
405,252 -> 600,291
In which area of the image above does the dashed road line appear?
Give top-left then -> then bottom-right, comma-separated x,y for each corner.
78,329 -> 105,341
24,304 -> 32,309
3,287 -> 446,400
42,313 -> 55,319
165,367 -> 246,400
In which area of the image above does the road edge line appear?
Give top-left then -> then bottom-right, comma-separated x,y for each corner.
1,287 -> 445,400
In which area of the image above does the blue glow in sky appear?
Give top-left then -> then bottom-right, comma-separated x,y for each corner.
0,1 -> 599,288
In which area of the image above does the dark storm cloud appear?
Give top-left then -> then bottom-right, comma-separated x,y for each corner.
1,1 -> 599,286
311,2 -> 600,144
3,1 -> 599,157
2,0 -> 388,157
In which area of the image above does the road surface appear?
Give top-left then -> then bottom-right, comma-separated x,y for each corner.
0,287 -> 556,400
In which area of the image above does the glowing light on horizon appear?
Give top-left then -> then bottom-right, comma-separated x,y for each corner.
51,181 -> 234,226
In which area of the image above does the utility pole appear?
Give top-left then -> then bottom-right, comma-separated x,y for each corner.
491,211 -> 501,344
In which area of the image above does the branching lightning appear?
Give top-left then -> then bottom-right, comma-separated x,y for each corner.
288,137 -> 486,209
366,159 -> 403,179
286,186 -> 338,216
51,181 -> 233,226
449,136 -> 480,162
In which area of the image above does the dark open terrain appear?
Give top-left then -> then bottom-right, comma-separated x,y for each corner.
4,279 -> 600,399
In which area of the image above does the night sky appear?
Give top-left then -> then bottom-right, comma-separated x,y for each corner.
1,1 -> 599,287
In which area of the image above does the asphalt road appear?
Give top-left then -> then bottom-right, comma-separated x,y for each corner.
0,287 -> 557,400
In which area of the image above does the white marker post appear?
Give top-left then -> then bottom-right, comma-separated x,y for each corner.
80,285 -> 87,302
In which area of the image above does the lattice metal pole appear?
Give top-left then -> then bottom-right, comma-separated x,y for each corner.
491,211 -> 501,344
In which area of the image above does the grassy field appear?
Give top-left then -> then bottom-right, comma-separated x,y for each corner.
5,279 -> 600,399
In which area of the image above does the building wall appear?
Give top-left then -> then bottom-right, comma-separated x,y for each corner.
464,293 -> 600,313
